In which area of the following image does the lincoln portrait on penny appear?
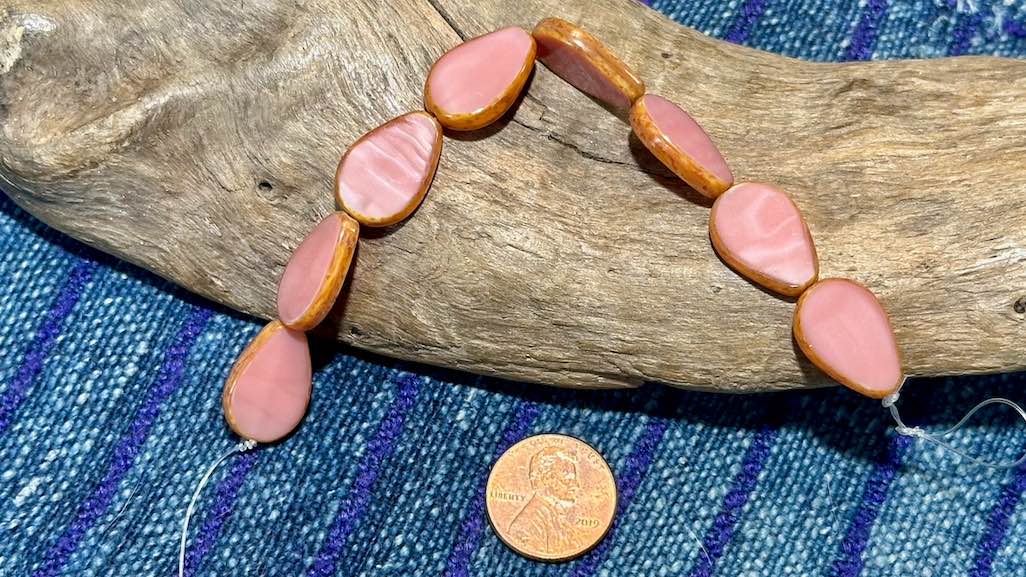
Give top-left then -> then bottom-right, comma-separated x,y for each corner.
507,445 -> 583,554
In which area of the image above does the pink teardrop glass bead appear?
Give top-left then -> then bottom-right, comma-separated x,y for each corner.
336,112 -> 442,227
222,320 -> 312,443
630,94 -> 733,198
424,26 -> 536,131
710,183 -> 818,297
276,212 -> 359,331
794,279 -> 903,399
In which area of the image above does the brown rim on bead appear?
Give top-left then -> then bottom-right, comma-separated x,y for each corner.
334,111 -> 443,227
423,27 -> 537,131
532,17 -> 645,109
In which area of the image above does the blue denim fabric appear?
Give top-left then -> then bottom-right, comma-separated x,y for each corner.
1,1 -> 1025,576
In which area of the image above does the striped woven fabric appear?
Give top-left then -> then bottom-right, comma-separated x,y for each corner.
2,1 -> 1025,576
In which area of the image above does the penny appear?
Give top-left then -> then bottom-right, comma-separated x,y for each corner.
486,434 -> 617,562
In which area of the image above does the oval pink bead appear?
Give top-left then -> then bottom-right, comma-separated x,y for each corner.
710,183 -> 818,297
630,94 -> 733,198
794,279 -> 903,399
336,112 -> 442,227
222,321 -> 312,443
276,212 -> 359,330
424,26 -> 536,131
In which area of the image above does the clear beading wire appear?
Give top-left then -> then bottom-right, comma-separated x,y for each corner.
178,439 -> 257,577
883,383 -> 1026,469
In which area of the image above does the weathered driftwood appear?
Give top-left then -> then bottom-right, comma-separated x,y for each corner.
0,0 -> 1024,392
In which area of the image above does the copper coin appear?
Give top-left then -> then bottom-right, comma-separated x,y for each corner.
485,434 -> 617,562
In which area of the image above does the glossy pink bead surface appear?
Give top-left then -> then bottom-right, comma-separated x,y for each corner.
223,321 -> 312,443
424,26 -> 535,129
336,112 -> 441,226
642,94 -> 732,186
277,214 -> 341,326
710,183 -> 817,296
794,279 -> 903,398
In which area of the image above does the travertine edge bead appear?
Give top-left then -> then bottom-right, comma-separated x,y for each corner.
277,212 -> 360,330
709,182 -> 818,298
222,320 -> 313,443
335,111 -> 443,227
630,94 -> 734,198
794,278 -> 904,399
533,17 -> 645,109
424,26 -> 537,131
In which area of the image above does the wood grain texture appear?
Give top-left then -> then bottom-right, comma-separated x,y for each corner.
0,0 -> 1024,391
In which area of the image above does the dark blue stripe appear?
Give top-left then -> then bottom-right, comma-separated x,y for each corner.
444,401 -> 541,577
32,306 -> 213,577
686,425 -> 779,577
845,0 -> 889,61
307,374 -> 422,577
1005,17 -> 1026,38
949,12 -> 982,56
725,0 -> 769,45
181,450 -> 261,577
828,435 -> 911,577
0,259 -> 96,436
969,457 -> 1026,577
567,419 -> 669,577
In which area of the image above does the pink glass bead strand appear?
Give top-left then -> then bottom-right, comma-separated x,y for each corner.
220,24 -> 544,444
535,19 -> 905,399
